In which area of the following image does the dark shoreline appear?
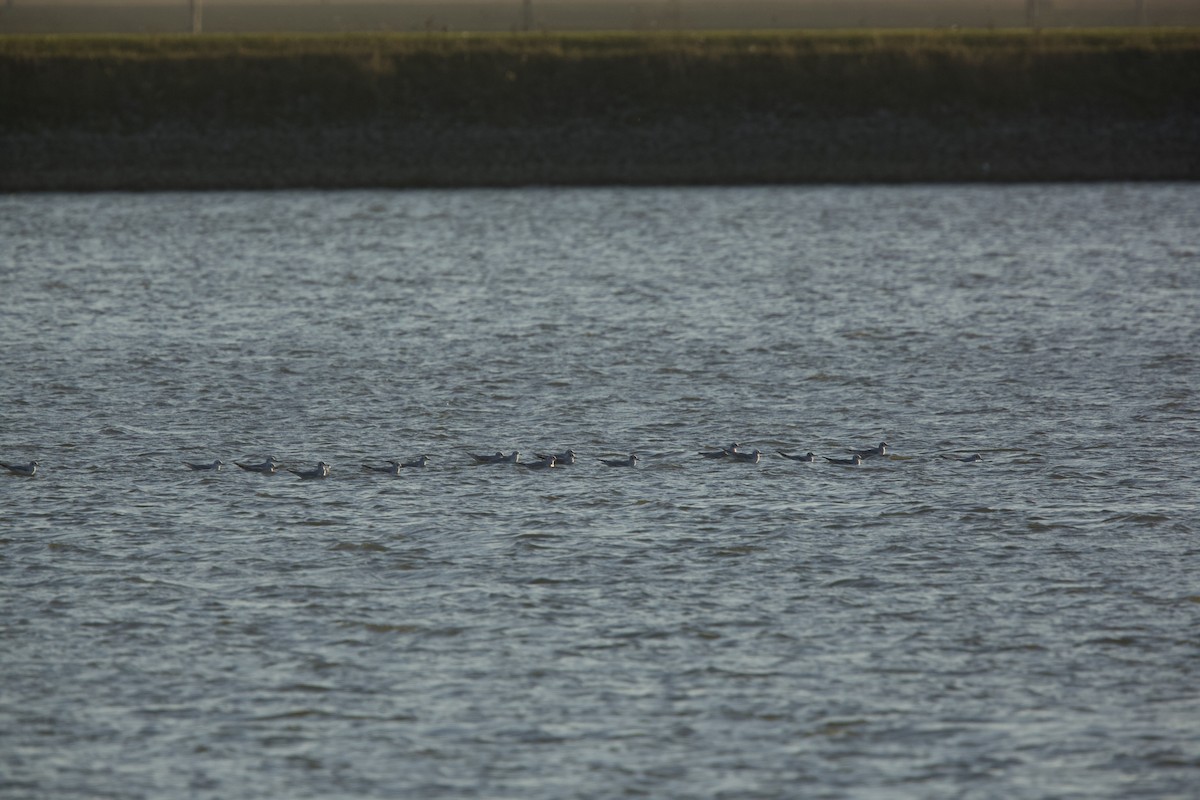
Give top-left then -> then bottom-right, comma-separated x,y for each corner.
3,31 -> 1197,191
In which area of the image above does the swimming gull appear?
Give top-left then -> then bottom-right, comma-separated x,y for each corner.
536,448 -> 576,466
400,455 -> 430,469
521,454 -> 557,470
599,453 -> 640,467
289,461 -> 331,479
470,451 -> 520,464
236,456 -> 281,474
942,453 -> 983,462
183,459 -> 224,471
363,460 -> 402,475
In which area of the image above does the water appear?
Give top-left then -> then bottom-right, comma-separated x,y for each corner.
1,185 -> 1198,799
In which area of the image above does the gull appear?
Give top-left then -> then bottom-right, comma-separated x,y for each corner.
1,460 -> 39,476
236,456 -> 282,474
730,449 -> 763,464
363,460 -> 401,475
699,442 -> 739,459
777,451 -> 817,462
183,459 -> 224,471
400,454 -> 430,469
824,454 -> 864,466
289,461 -> 331,479
521,454 -> 557,470
599,453 -> 639,467
942,453 -> 983,462
853,442 -> 889,458
536,449 -> 576,466
470,451 -> 519,464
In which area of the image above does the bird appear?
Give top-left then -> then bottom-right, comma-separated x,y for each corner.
942,453 -> 983,462
521,454 -> 557,470
183,459 -> 224,471
824,454 -> 864,466
777,451 -> 817,462
1,460 -> 39,476
853,442 -> 889,458
396,455 -> 429,469
535,448 -> 576,466
730,449 -> 763,463
470,451 -> 519,464
362,460 -> 401,475
599,453 -> 639,467
236,456 -> 281,474
699,442 -> 739,459
289,461 -> 331,479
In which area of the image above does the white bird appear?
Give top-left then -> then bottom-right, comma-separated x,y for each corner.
942,453 -> 983,462
362,460 -> 401,475
236,456 -> 281,474
730,449 -> 762,463
699,442 -> 739,459
470,451 -> 519,464
777,451 -> 817,462
289,461 -> 331,479
400,455 -> 430,469
183,459 -> 224,471
599,453 -> 639,467
825,454 -> 864,466
1,460 -> 39,476
853,442 -> 889,458
536,448 -> 576,466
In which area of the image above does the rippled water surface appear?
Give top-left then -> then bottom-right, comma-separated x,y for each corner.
2,185 -> 1198,799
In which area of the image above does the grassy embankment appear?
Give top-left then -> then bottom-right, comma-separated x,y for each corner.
2,30 -> 1198,188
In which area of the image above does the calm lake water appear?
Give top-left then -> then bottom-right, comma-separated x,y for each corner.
1,185 -> 1198,799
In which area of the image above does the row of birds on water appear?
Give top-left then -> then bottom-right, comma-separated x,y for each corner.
1,443 -> 983,479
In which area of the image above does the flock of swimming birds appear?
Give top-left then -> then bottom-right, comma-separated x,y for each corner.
0,443 -> 984,479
